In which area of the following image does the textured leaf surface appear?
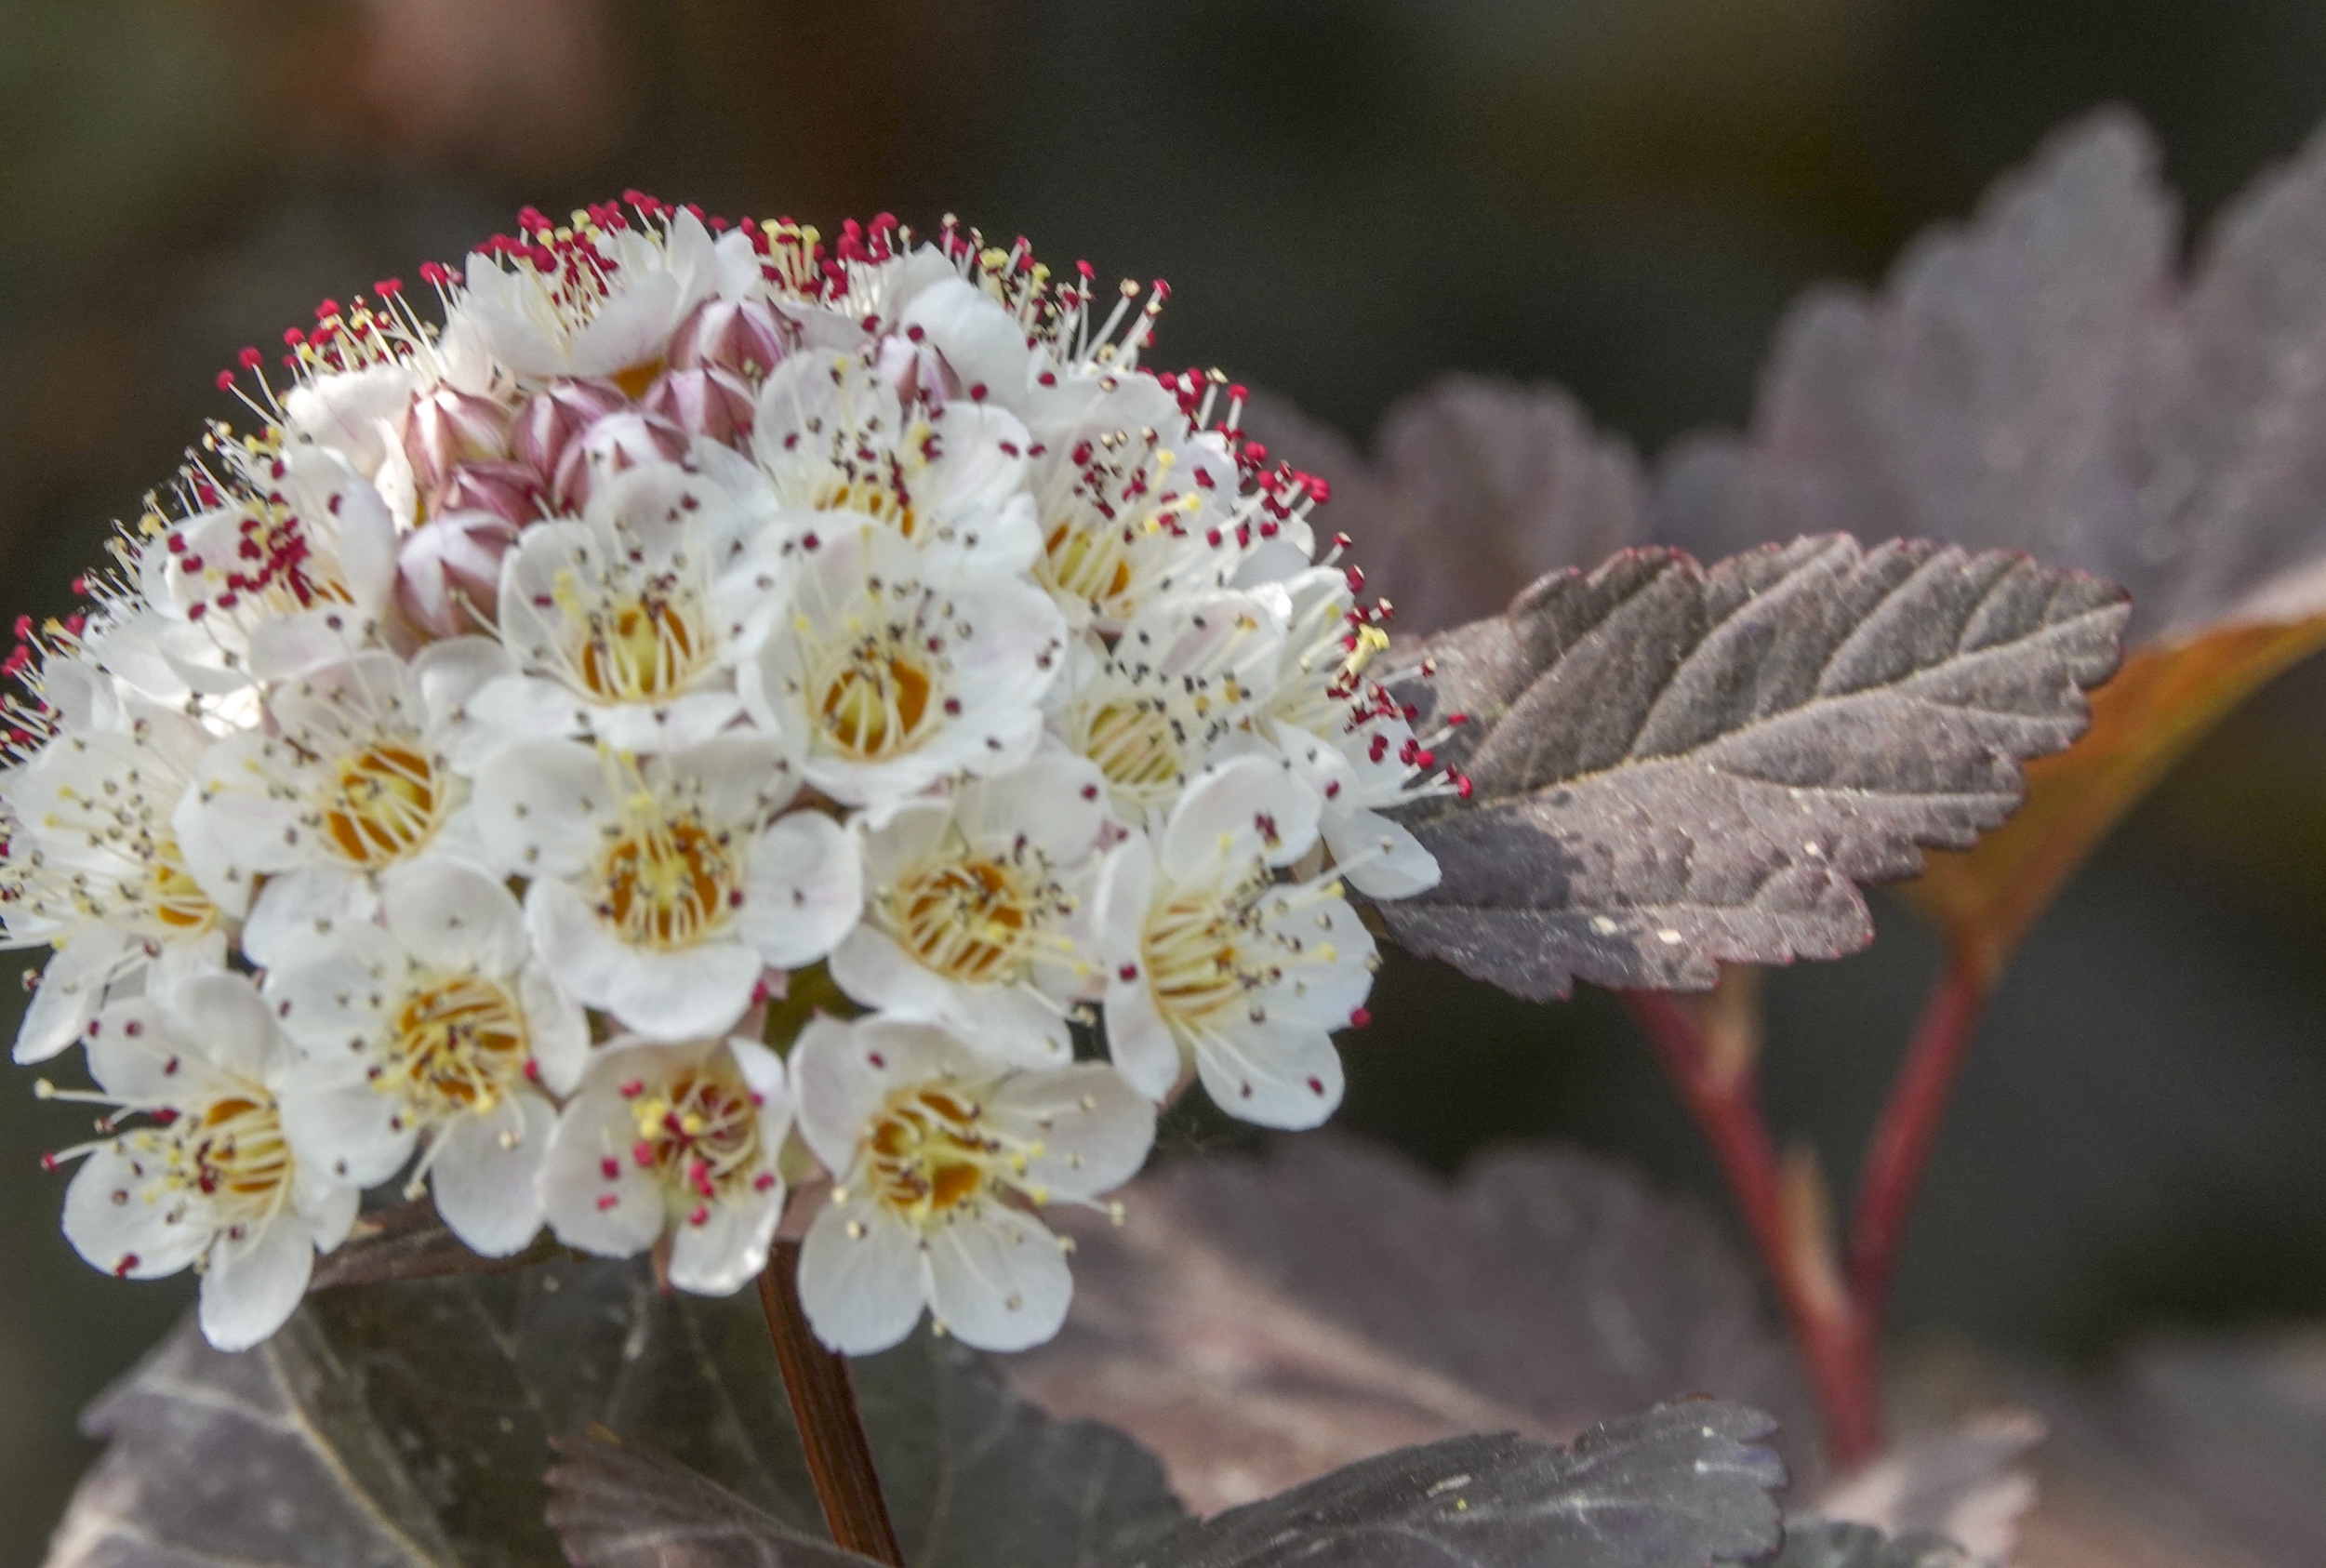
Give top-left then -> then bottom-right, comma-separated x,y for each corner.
46,1259 -> 1185,1568
1241,377 -> 1651,636
1010,1135 -> 1815,1512
1119,1405 -> 1783,1568
1654,110 -> 2326,967
1769,1521 -> 1975,1568
1376,536 -> 2125,998
306,1197 -> 566,1291
550,1406 -> 1787,1568
546,1430 -> 880,1568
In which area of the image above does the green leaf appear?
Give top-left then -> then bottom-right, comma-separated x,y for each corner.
47,1257 -> 1187,1568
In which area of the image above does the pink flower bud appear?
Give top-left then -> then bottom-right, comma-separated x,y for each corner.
875,333 -> 957,408
640,366 -> 756,447
402,388 -> 512,494
550,409 -> 688,512
668,297 -> 791,380
396,511 -> 520,637
431,459 -> 542,527
512,378 -> 630,482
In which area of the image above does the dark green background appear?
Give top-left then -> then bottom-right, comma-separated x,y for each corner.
7,0 -> 2326,1557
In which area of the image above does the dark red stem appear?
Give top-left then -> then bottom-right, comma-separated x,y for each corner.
1625,992 -> 1883,1467
757,1240 -> 905,1565
1846,953 -> 1992,1327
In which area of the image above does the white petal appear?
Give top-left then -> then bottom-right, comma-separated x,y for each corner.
542,1088 -> 668,1258
179,972 -> 291,1078
63,1143 -> 210,1279
473,740 -> 612,880
925,1207 -> 1071,1352
240,867 -> 381,973
738,811 -> 861,967
666,1180 -> 783,1296
651,734 -> 801,824
1325,807 -> 1442,899
797,1197 -> 927,1355
199,1216 -> 317,1350
599,940 -> 763,1043
953,752 -> 1108,861
380,860 -> 530,977
16,928 -> 132,1064
991,1063 -> 1156,1198
1194,1018 -> 1344,1131
1163,753 -> 1320,879
430,1095 -> 554,1256
262,931 -> 399,1055
1102,977 -> 1181,1104
278,1066 -> 416,1187
519,960 -> 591,1096
790,1015 -> 966,1172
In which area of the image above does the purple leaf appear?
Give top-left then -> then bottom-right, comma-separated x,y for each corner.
546,1430 -> 881,1568
1011,1135 -> 1817,1512
1376,536 -> 2125,998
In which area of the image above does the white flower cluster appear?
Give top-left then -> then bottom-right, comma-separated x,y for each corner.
3,201 -> 1458,1355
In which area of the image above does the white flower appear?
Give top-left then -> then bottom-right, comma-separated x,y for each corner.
540,1033 -> 791,1295
0,711 -> 241,1062
123,445 -> 398,694
473,736 -> 859,1040
1260,565 -> 1441,899
453,206 -> 758,384
743,524 -> 1065,817
828,753 -> 1109,1068
741,346 -> 1041,578
177,647 -> 491,967
472,464 -> 784,754
791,1014 -> 1152,1354
1022,372 -> 1246,631
1051,588 -> 1284,826
268,862 -> 587,1256
1095,754 -> 1375,1129
55,969 -> 358,1350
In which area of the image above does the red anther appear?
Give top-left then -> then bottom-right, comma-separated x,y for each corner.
1117,963 -> 1139,982
1446,711 -> 1469,725
375,277 -> 403,296
1349,1007 -> 1373,1029
40,1152 -> 59,1173
314,299 -> 339,320
969,383 -> 989,402
688,1204 -> 711,1227
632,1140 -> 657,1167
620,1079 -> 645,1097
1333,532 -> 1353,551
596,1193 -> 620,1211
867,1051 -> 886,1069
1345,565 -> 1365,594
61,613 -> 84,637
13,616 -> 33,640
1308,1076 -> 1326,1095
214,369 -> 236,391
284,326 -> 306,346
1455,773 -> 1474,800
754,1172 -> 778,1191
1242,441 -> 1269,463
1308,476 -> 1333,502
524,1059 -> 541,1082
113,1254 -> 140,1277
601,1157 -> 621,1179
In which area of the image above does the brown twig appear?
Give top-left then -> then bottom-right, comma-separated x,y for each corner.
1846,952 -> 1992,1326
1624,991 -> 1882,1466
756,1240 -> 905,1565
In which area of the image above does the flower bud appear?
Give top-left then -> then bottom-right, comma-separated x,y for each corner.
402,387 -> 513,495
640,366 -> 756,447
550,409 -> 689,512
512,378 -> 630,483
431,458 -> 543,527
668,296 -> 790,380
395,510 -> 520,636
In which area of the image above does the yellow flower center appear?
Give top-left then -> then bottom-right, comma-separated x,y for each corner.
861,1083 -> 1039,1223
325,742 -> 447,867
1041,521 -> 1136,608
146,839 -> 218,933
887,857 -> 1039,986
599,814 -> 737,950
381,975 -> 530,1120
815,650 -> 936,761
578,595 -> 710,703
1142,890 -> 1244,1025
630,1063 -> 764,1211
1079,699 -> 1182,798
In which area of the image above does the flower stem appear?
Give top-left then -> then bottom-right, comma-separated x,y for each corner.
757,1240 -> 905,1565
1846,952 -> 1992,1328
1624,991 -> 1882,1466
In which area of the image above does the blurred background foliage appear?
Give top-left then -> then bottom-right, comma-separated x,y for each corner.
6,0 -> 2326,1555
